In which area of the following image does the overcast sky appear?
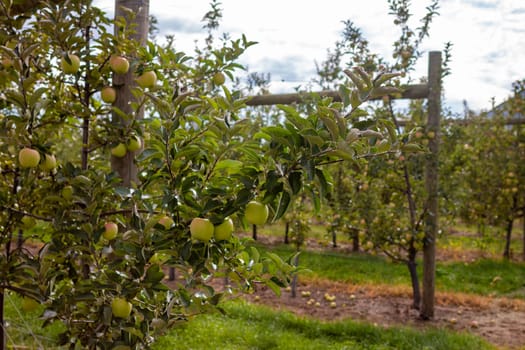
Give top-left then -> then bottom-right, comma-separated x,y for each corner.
95,0 -> 525,115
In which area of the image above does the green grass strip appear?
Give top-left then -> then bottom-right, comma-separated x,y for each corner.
153,300 -> 495,350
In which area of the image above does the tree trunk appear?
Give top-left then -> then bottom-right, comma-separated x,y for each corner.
111,0 -> 149,186
0,291 -> 4,350
252,224 -> 257,241
522,217 -> 525,261
284,222 -> 289,244
332,228 -> 337,248
351,228 -> 359,252
290,253 -> 300,298
168,267 -> 175,281
421,51 -> 441,320
407,260 -> 421,309
503,218 -> 514,260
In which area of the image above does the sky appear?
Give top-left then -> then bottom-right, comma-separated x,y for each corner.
94,0 -> 525,115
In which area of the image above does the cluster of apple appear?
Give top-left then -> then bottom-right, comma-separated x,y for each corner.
110,134 -> 142,158
18,147 -> 56,170
60,53 -> 158,92
102,200 -> 269,244
188,200 -> 269,242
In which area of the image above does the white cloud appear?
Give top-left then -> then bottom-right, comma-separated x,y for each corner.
95,0 -> 525,114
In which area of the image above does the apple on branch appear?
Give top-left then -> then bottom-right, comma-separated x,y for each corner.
40,154 -> 57,171
103,222 -> 118,240
136,70 -> 157,89
190,217 -> 214,242
212,71 -> 226,86
18,147 -> 40,168
127,135 -> 142,152
101,86 -> 116,104
61,53 -> 80,74
111,143 -> 127,158
109,55 -> 130,75
214,217 -> 234,241
245,201 -> 269,226
158,215 -> 174,229
111,297 -> 132,318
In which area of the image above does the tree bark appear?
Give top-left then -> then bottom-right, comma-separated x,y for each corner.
290,253 -> 300,298
111,0 -> 149,186
503,218 -> 514,260
522,217 -> 525,261
407,260 -> 421,309
420,51 -> 441,320
284,222 -> 289,244
252,224 -> 257,240
351,228 -> 359,252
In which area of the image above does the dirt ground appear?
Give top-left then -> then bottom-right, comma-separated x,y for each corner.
224,233 -> 525,350
229,278 -> 525,350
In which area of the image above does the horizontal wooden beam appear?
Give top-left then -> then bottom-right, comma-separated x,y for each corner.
245,84 -> 429,106
442,117 -> 525,125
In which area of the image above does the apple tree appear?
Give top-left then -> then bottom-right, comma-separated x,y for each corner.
0,1 -> 408,348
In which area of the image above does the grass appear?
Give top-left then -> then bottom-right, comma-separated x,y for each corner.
259,244 -> 525,299
4,294 -> 496,350
152,300 -> 495,350
3,293 -> 65,349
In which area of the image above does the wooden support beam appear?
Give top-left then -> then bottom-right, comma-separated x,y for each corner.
421,51 -> 441,320
245,84 -> 429,106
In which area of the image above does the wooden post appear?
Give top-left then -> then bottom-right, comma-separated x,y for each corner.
420,51 -> 441,319
111,0 -> 149,186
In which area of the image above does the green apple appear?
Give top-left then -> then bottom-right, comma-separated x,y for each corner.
149,252 -> 169,264
62,185 -> 73,200
101,86 -> 116,103
136,70 -> 157,88
103,222 -> 118,240
18,148 -> 40,168
40,154 -> 57,171
111,143 -> 127,158
158,215 -> 174,229
61,53 -> 80,74
21,297 -> 40,312
20,216 -> 36,229
245,201 -> 269,226
111,297 -> 132,318
212,72 -> 225,86
109,55 -> 129,75
190,217 -> 214,242
126,135 -> 142,152
214,217 -> 234,241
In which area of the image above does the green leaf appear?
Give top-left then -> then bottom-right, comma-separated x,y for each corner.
265,279 -> 281,296
288,171 -> 302,195
215,159 -> 243,172
273,190 -> 291,221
